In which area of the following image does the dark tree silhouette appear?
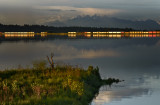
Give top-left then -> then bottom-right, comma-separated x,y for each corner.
0,23 -> 134,33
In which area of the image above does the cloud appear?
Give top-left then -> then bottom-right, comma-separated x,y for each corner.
0,0 -> 160,24
0,6 -> 37,24
32,6 -> 124,24
35,6 -> 123,16
0,1 -> 160,24
0,5 -> 123,24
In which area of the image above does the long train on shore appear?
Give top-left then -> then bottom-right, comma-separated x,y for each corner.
68,31 -> 160,38
0,31 -> 160,38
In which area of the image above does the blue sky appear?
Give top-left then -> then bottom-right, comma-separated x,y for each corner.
0,0 -> 160,24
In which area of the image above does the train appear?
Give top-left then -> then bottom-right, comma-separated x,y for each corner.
68,31 -> 160,38
0,32 -> 48,38
4,32 -> 35,38
0,31 -> 160,39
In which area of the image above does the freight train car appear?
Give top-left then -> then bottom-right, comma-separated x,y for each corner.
41,32 -> 47,37
68,32 -> 76,37
4,32 -> 35,38
108,32 -> 121,38
98,32 -> 107,37
93,32 -> 122,38
84,32 -> 92,38
93,32 -> 99,37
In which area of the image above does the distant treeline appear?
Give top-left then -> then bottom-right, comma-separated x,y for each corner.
0,24 -> 134,33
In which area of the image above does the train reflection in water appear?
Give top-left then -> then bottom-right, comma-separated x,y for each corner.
0,31 -> 160,39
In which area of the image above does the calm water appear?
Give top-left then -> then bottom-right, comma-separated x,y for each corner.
0,39 -> 160,105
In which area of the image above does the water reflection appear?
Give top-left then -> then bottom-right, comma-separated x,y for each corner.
0,39 -> 160,105
92,87 -> 150,105
92,74 -> 160,105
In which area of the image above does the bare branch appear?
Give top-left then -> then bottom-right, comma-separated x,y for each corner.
47,53 -> 54,70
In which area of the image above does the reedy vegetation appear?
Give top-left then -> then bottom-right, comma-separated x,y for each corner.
0,60 -> 120,105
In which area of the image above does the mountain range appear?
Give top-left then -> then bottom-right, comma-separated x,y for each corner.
46,15 -> 160,30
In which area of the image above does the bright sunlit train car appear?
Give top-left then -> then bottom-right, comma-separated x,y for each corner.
84,32 -> 92,38
113,32 -> 122,38
141,31 -> 145,37
106,32 -> 109,37
144,32 -> 149,37
4,32 -> 11,37
148,31 -> 153,37
121,32 -> 125,37
129,31 -> 135,38
108,32 -> 113,38
116,32 -> 121,38
68,32 -> 76,37
108,31 -> 113,34
143,32 -> 149,34
93,32 -> 99,37
156,31 -> 160,37
112,32 -> 117,34
135,31 -> 143,38
152,31 -> 157,37
99,32 -> 107,37
113,32 -> 119,38
156,31 -> 160,34
41,32 -> 47,37
124,32 -> 130,37
112,32 -> 118,38
134,31 -> 139,34
107,32 -> 121,38
143,32 -> 149,37
4,32 -> 35,38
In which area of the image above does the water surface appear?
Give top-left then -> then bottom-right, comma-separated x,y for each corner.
0,39 -> 160,105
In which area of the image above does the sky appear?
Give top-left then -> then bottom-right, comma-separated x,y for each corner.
0,0 -> 160,24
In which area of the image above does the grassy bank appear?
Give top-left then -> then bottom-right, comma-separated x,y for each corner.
0,63 -> 120,105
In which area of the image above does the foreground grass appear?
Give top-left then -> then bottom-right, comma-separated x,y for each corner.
0,64 -> 120,105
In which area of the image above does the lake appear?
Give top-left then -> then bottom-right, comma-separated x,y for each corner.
0,38 -> 160,105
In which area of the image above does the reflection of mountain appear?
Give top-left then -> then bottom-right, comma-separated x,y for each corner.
46,15 -> 160,30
